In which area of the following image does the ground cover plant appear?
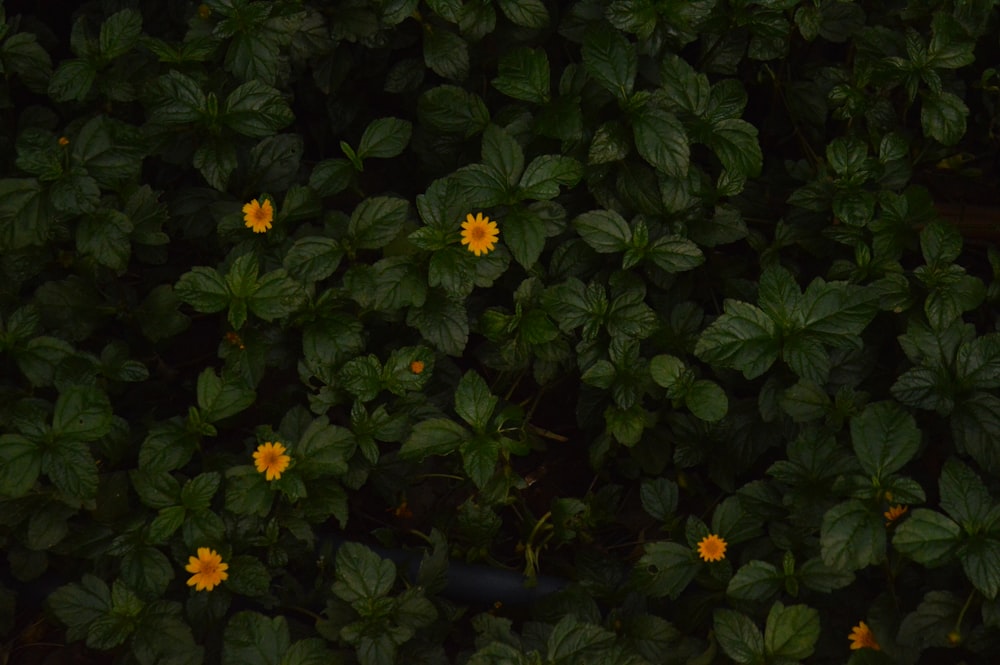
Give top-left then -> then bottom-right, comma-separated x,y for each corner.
3,0 -> 1000,662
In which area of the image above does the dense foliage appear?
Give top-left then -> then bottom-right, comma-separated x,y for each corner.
2,0 -> 1000,662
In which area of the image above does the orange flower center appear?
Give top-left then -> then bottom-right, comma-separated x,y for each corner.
471,226 -> 486,240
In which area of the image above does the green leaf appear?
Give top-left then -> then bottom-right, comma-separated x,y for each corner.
149,70 -> 206,125
248,270 -> 306,322
148,505 -> 185,543
704,119 -> 762,178
797,557 -> 855,593
181,473 -> 220,512
406,294 -> 469,356
48,575 -> 111,642
222,611 -> 290,665
850,401 -> 921,479
764,602 -> 819,660
545,615 -> 614,662
196,368 -> 256,423
695,300 -> 779,379
99,9 -> 141,60
588,121 -> 631,164
296,417 -> 353,477
960,537 -> 1000,599
0,434 -> 41,497
640,477 -> 678,521
820,500 -> 885,571
727,560 -> 784,602
45,439 -> 99,499
52,385 -> 113,442
333,542 -> 396,604
0,178 -> 50,250
920,221 -> 962,264
519,155 -> 583,201
713,609 -> 764,664
357,118 -> 412,160
892,508 -> 961,566
175,267 -> 229,314
582,29 -> 635,100
502,207 -> 546,269
418,85 -> 490,137
423,26 -> 468,80
632,107 -> 689,177
348,196 -> 408,250
645,235 -> 704,273
47,59 -> 97,102
76,209 -> 133,273
226,555 -> 271,598
492,47 -> 549,103
309,159 -> 354,198
283,237 -> 343,283
636,542 -> 700,599
193,138 -> 238,190
497,0 -> 549,28
685,380 -> 728,422
225,466 -> 274,517
400,418 -> 469,459
226,33 -> 279,85
49,171 -> 99,214
921,91 -> 968,146
660,54 -> 709,116
938,458 -> 992,530
460,435 -> 500,489
573,210 -> 631,253
120,545 -> 172,598
139,420 -> 198,472
223,81 -> 294,138
454,371 -> 497,431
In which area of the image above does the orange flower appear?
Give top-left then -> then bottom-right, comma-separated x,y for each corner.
696,533 -> 727,562
884,504 -> 908,527
197,4 -> 211,19
58,136 -> 70,147
848,621 -> 880,650
243,198 -> 274,234
253,441 -> 290,481
410,360 -> 425,374
460,212 -> 499,256
185,547 -> 228,591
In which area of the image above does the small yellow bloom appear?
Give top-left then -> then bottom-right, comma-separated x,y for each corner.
884,504 -> 908,527
848,621 -> 880,651
243,198 -> 274,234
224,331 -> 245,350
410,360 -> 425,374
197,4 -> 211,19
185,547 -> 229,591
460,212 -> 499,256
253,441 -> 290,481
696,533 -> 727,562
58,136 -> 70,146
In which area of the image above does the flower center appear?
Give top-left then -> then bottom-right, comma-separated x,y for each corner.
471,226 -> 486,240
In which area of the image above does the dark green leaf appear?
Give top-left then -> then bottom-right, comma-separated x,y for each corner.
222,611 -> 290,665
496,0 -> 549,28
348,196 -> 408,249
357,117 -> 412,160
921,91 -> 968,146
283,237 -> 343,282
519,155 -> 583,200
196,368 -> 255,423
705,118 -> 762,178
545,615 -> 614,662
892,508 -> 961,566
407,294 -> 469,356
939,457 -> 992,530
176,267 -> 230,314
713,609 -> 764,664
461,435 -> 500,489
423,26 -> 468,80
764,602 -> 820,660
960,537 -> 1000,599
850,401 -> 920,479
820,500 -> 885,571
47,59 -> 96,102
636,542 -> 700,599
418,85 -> 490,137
492,47 -> 549,103
223,81 -> 294,138
45,439 -> 99,499
685,380 -> 728,422
99,9 -> 141,60
333,542 -> 396,604
52,385 -> 112,442
727,560 -> 783,602
454,371 -> 497,431
640,477 -> 679,520
632,107 -> 689,177
573,210 -> 631,253
645,235 -> 704,273
695,300 -> 779,379
400,418 -> 469,459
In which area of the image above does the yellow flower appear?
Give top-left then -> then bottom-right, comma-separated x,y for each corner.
848,621 -> 880,651
696,533 -> 727,562
460,212 -> 499,256
884,504 -> 908,527
410,360 -> 425,374
58,136 -> 70,147
197,4 -> 211,19
243,198 -> 274,234
185,547 -> 228,591
253,441 -> 290,481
